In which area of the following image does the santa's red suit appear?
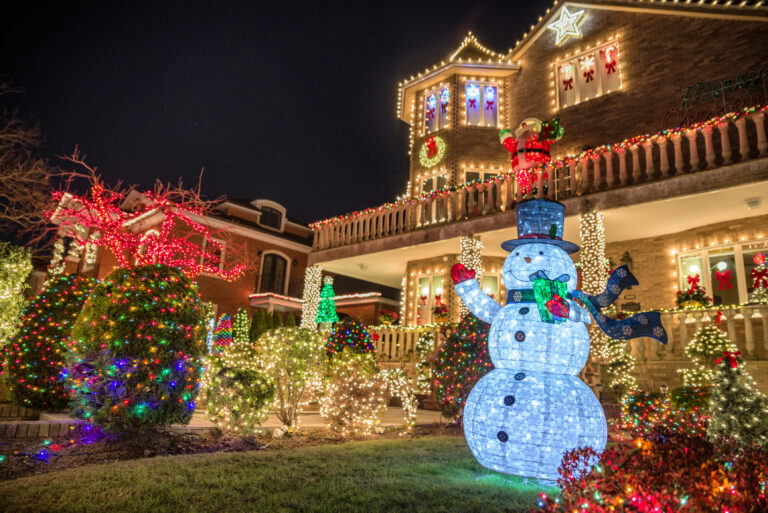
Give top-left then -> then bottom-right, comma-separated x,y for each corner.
499,117 -> 563,196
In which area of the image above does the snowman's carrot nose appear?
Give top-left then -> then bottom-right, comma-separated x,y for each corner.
524,257 -> 532,263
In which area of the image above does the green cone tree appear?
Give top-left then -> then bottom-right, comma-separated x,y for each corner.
708,351 -> 768,448
680,324 -> 737,388
315,277 -> 339,324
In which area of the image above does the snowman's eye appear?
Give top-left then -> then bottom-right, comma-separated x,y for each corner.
539,251 -> 543,255
515,252 -> 519,256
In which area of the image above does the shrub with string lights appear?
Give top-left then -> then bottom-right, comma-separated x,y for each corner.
0,241 -> 32,348
679,324 -> 737,388
708,351 -> 768,448
66,265 -> 204,431
201,333 -> 274,436
3,274 -> 97,409
320,350 -> 387,437
433,314 -> 493,422
537,427 -> 768,512
257,327 -> 325,428
232,308 -> 250,345
326,318 -> 375,357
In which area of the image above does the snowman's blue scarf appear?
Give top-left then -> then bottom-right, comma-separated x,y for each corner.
570,265 -> 668,344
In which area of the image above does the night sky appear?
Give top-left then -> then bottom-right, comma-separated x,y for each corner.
0,1 -> 542,224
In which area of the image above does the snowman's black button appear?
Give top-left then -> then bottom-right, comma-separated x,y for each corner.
504,395 -> 515,406
497,431 -> 509,442
519,307 -> 529,315
514,372 -> 526,381
514,331 -> 526,342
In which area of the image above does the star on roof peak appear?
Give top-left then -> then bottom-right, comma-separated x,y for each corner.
547,6 -> 586,46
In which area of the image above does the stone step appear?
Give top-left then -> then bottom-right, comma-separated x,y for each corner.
0,420 -> 83,440
0,403 -> 40,420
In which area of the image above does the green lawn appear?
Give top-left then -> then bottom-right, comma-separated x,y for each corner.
0,436 -> 553,513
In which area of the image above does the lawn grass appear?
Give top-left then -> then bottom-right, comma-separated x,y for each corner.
0,436 -> 553,513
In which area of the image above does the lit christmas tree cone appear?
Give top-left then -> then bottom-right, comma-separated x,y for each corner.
452,198 -> 667,481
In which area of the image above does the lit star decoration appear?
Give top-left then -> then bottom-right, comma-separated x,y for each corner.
2,274 -> 97,410
547,6 -> 586,46
65,265 -> 205,432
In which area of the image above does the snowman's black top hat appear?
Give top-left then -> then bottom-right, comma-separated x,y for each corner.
501,199 -> 579,254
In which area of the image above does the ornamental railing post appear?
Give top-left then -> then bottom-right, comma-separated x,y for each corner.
671,133 -> 683,174
536,169 -> 545,198
717,122 -> 732,165
569,161 -> 579,197
602,150 -> 614,188
662,312 -> 675,360
629,145 -> 640,184
750,111 -> 768,157
658,137 -> 670,178
677,312 -> 688,350
579,157 -> 589,195
642,140 -> 655,179
734,116 -> 750,161
701,125 -> 716,169
686,130 -> 700,171
546,166 -> 555,198
590,154 -> 602,191
744,308 -> 756,359
616,147 -> 627,185
761,306 -> 768,355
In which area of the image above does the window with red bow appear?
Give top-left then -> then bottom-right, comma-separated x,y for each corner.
465,82 -> 497,127
553,40 -> 622,111
423,86 -> 450,134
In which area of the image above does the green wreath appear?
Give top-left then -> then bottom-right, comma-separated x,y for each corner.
419,136 -> 446,168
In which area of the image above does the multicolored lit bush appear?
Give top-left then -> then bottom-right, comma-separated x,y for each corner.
66,265 -> 205,431
615,388 -> 709,439
433,314 -> 493,422
3,274 -> 97,409
538,427 -> 768,512
325,318 -> 375,357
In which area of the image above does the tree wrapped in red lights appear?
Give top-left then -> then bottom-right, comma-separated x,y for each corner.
48,152 -> 245,281
3,274 -> 97,409
66,265 -> 205,431
325,318 -> 375,357
537,427 -> 768,512
433,314 -> 493,422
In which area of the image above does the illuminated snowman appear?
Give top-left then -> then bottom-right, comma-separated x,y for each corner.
452,199 -> 666,481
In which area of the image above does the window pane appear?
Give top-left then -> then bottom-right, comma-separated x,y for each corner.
466,83 -> 482,125
680,254 -> 703,289
422,177 -> 434,193
436,174 -> 447,190
260,207 -> 282,229
425,93 -> 437,133
743,249 -> 768,299
260,254 -> 287,294
465,171 -> 480,183
558,62 -> 577,108
482,86 -> 497,126
709,250 -> 739,306
599,43 -> 621,93
439,87 -> 450,129
432,275 -> 444,303
482,275 -> 499,299
576,53 -> 598,102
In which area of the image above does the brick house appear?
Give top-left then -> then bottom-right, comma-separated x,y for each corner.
307,0 -> 768,393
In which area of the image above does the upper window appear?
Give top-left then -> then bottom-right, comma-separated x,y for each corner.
554,41 -> 622,110
421,173 -> 447,193
259,206 -> 283,230
424,86 -> 450,134
202,238 -> 226,272
259,253 -> 288,294
465,82 -> 497,127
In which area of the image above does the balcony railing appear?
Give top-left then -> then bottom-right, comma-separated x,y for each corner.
311,107 -> 768,251
369,325 -> 442,362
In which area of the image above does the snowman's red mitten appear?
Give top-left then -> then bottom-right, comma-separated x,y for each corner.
451,263 -> 476,284
546,294 -> 570,319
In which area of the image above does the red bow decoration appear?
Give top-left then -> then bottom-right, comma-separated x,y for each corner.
583,69 -> 594,82
419,295 -> 427,306
605,60 -> 617,74
563,78 -> 574,91
715,269 -> 733,291
715,350 -> 741,368
426,135 -> 438,158
371,333 -> 380,342
434,295 -> 442,306
485,100 -> 495,110
752,267 -> 768,289
468,98 -> 476,108
546,294 -> 570,319
687,274 -> 701,292
426,108 -> 435,120
715,310 -> 724,327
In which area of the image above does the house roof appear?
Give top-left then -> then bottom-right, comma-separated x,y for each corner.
396,0 -> 767,121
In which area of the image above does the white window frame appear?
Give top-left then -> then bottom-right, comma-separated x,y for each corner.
552,39 -> 623,111
677,239 -> 768,305
201,237 -> 226,273
463,81 -> 499,127
422,85 -> 451,135
258,250 -> 291,295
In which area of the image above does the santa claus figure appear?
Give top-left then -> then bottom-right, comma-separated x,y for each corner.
499,117 -> 564,197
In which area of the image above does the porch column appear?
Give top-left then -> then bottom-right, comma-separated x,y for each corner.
717,122 -> 732,165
